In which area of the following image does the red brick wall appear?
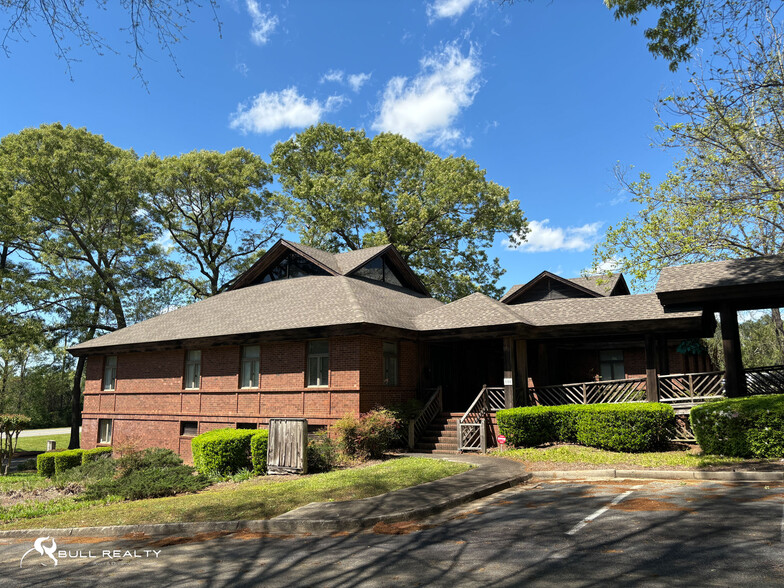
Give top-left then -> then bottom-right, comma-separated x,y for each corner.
82,335 -> 409,462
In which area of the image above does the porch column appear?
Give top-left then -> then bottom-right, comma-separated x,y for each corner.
503,336 -> 515,408
515,339 -> 529,406
720,304 -> 747,397
656,335 -> 670,375
644,334 -> 659,402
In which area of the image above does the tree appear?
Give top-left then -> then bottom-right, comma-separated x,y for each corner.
271,123 -> 528,301
142,148 -> 285,299
1,0 -> 220,83
0,123 -> 168,447
593,10 -> 784,357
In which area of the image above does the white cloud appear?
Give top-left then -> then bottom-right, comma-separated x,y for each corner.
428,0 -> 477,20
320,70 -> 344,84
372,43 -> 480,147
246,0 -> 278,45
508,219 -> 603,253
592,258 -> 620,274
347,72 -> 371,92
229,87 -> 345,134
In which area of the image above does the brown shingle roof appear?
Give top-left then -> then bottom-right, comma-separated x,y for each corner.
70,276 -> 442,353
414,293 -> 524,331
569,274 -> 622,296
334,245 -> 391,274
509,293 -> 701,327
656,255 -> 784,293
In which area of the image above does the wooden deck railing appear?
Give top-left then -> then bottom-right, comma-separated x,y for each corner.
407,386 -> 442,449
458,386 -> 506,452
529,365 -> 784,410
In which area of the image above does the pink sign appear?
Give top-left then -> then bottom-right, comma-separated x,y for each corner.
497,435 -> 507,445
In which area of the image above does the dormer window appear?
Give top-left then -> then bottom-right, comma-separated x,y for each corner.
260,252 -> 329,283
355,256 -> 403,287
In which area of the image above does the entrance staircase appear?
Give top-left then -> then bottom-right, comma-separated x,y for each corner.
412,412 -> 462,454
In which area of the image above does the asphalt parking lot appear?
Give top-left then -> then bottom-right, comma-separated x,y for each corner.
3,478 -> 784,587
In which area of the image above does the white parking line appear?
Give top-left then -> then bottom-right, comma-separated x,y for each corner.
566,486 -> 640,536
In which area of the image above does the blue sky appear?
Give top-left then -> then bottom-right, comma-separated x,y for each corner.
0,0 -> 689,295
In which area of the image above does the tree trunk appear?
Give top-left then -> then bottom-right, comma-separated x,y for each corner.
68,356 -> 86,449
771,308 -> 784,364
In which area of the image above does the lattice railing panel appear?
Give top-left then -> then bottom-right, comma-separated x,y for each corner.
458,423 -> 482,451
658,371 -> 724,403
745,365 -> 784,395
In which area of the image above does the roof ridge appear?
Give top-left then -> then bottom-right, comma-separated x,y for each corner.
338,276 -> 368,322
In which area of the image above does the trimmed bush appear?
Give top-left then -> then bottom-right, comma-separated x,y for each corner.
36,452 -> 58,477
574,404 -> 676,452
82,447 -> 113,465
250,430 -> 269,475
691,394 -> 784,458
497,403 -> 676,453
191,428 -> 257,476
53,449 -> 84,475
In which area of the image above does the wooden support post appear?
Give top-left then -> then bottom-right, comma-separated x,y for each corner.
657,335 -> 670,375
480,421 -> 487,453
515,339 -> 529,406
720,304 -> 747,397
503,336 -> 515,409
645,334 -> 659,402
408,420 -> 415,450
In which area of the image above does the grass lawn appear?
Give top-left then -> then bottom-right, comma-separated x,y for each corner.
0,457 -> 470,530
495,444 -> 748,469
16,433 -> 75,453
0,472 -> 53,493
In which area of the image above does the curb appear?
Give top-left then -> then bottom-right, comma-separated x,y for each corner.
0,459 -> 531,539
532,469 -> 784,482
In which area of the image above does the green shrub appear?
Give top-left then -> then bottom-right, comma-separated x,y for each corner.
691,394 -> 784,458
307,430 -> 337,473
81,447 -> 112,465
55,455 -> 116,488
575,404 -> 676,452
53,449 -> 84,475
36,452 -> 58,477
191,428 -> 257,476
335,409 -> 400,459
250,430 -> 269,475
80,448 -> 208,500
497,403 -> 676,453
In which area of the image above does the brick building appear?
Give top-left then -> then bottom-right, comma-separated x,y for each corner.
70,240 -> 714,460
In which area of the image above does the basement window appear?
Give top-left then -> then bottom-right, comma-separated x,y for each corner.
237,423 -> 257,430
180,421 -> 198,437
98,419 -> 113,444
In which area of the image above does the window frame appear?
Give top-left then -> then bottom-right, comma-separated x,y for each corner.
240,345 -> 260,389
184,349 -> 202,390
599,349 -> 625,381
180,421 -> 198,437
102,356 -> 117,391
98,419 -> 113,445
306,340 -> 329,388
382,341 -> 399,386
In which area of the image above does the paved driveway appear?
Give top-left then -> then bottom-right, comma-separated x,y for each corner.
2,478 -> 784,587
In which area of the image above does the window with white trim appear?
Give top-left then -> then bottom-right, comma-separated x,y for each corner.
307,340 -> 329,387
98,419 -> 113,444
383,341 -> 398,386
184,350 -> 201,390
240,345 -> 260,388
103,356 -> 117,391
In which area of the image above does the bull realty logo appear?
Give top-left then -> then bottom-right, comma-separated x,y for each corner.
20,537 -> 162,567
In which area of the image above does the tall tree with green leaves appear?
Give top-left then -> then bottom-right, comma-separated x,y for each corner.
271,123 -> 527,301
0,123 -> 168,447
142,148 -> 285,299
593,11 -> 784,357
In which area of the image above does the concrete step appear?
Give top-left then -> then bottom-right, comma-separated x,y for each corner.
413,449 -> 460,455
415,442 -> 459,451
419,434 -> 457,444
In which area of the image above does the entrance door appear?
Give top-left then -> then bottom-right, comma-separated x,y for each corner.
428,339 -> 504,412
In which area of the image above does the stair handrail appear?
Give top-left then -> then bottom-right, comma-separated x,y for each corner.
460,385 -> 488,424
408,385 -> 443,449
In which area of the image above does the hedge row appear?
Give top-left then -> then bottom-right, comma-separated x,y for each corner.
497,403 -> 676,452
691,394 -> 784,458
191,428 -> 269,476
